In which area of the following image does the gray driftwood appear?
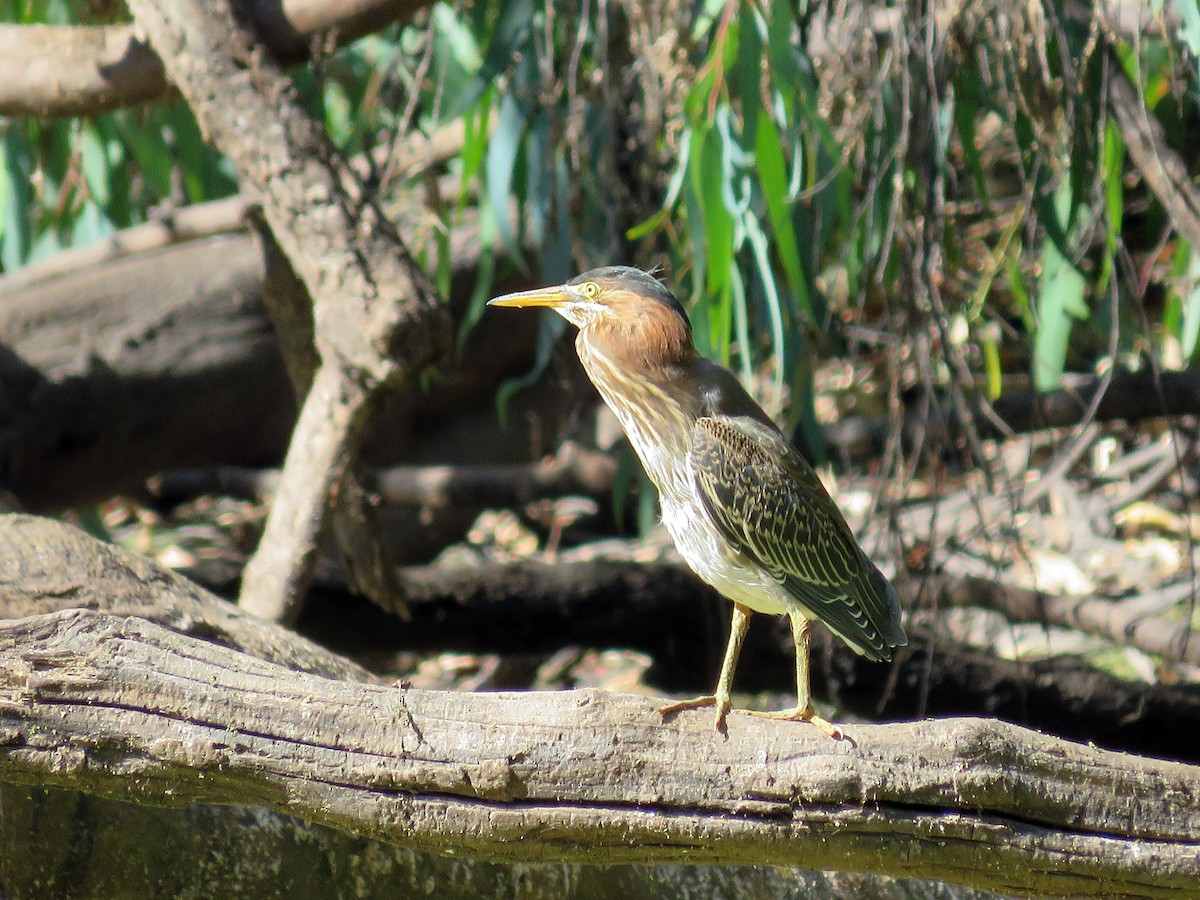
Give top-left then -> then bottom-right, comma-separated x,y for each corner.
0,547 -> 1198,900
1,608 -> 1198,898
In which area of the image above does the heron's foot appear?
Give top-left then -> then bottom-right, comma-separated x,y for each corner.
747,704 -> 847,741
658,694 -> 732,731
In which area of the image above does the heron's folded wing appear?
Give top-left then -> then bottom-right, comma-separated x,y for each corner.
691,415 -> 903,660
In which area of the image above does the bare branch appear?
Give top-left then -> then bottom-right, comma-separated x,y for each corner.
124,0 -> 450,623
0,0 -> 434,118
150,443 -> 618,509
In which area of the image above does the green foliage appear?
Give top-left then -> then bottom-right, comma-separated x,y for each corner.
3,0 -> 1199,466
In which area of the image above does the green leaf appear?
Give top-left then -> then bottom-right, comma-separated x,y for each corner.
754,111 -> 811,317
729,261 -> 752,385
744,213 -> 788,406
119,115 -> 174,199
1,125 -> 33,271
1180,247 -> 1200,362
456,203 -> 497,351
692,125 -> 734,298
444,0 -> 534,120
625,207 -> 667,241
1033,177 -> 1088,390
456,90 -> 493,205
981,327 -> 1003,400
952,63 -> 991,213
486,92 -> 527,259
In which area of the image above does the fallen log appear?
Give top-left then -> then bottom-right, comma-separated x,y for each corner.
0,607 -> 1197,898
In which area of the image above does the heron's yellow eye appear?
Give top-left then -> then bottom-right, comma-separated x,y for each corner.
581,282 -> 599,299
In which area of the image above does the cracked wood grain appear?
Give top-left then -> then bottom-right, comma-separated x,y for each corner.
123,0 -> 450,624
1,607 -> 1198,898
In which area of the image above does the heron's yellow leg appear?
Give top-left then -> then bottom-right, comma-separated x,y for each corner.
747,612 -> 845,740
659,603 -> 752,730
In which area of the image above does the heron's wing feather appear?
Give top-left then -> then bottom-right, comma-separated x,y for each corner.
691,415 -> 904,660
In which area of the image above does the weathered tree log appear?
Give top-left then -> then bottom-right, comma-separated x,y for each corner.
0,226 -> 543,512
0,514 -> 375,683
0,607 -> 1197,898
5,514 -> 1199,766
291,557 -> 1200,766
0,0 -> 433,118
0,233 -> 294,510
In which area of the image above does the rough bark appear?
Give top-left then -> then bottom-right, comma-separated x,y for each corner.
0,607 -> 1197,899
0,0 -> 433,118
0,514 -> 375,684
821,368 -> 1200,463
924,572 -> 1200,666
126,0 -> 451,624
0,233 -> 295,510
0,219 -> 538,513
5,514 -> 1197,767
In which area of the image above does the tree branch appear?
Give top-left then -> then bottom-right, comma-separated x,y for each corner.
822,369 -> 1200,463
125,0 -> 450,623
0,514 -> 376,684
150,442 -> 618,510
0,607 -> 1196,898
6,515 -> 1199,767
0,0 -> 433,118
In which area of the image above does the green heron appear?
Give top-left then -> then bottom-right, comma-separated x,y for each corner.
489,266 -> 906,736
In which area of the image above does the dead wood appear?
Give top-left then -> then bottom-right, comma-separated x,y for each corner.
310,560 -> 1200,766
0,0 -> 434,118
823,369 -> 1200,464
0,233 -> 295,510
126,0 -> 452,624
151,442 -> 618,510
5,514 -> 1197,767
923,572 -> 1200,667
162,537 -> 1200,767
0,216 -> 538,513
0,605 -> 1197,898
0,514 -> 375,684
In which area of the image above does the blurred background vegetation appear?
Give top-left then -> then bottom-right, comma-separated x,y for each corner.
4,5 -> 1200,894
2,0 -> 1198,532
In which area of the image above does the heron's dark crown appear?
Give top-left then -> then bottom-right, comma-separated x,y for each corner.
570,266 -> 691,326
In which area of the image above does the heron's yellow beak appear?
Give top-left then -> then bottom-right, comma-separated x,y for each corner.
486,285 -> 574,309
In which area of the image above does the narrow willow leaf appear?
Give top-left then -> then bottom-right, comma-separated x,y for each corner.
981,328 -> 1003,400
486,92 -> 526,258
693,126 -> 734,297
445,0 -> 534,120
1180,247 -> 1200,362
754,111 -> 810,317
744,213 -> 788,407
80,123 -> 111,207
953,63 -> 990,211
119,116 -> 174,200
729,259 -> 752,385
456,202 -> 496,351
1034,178 -> 1088,390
